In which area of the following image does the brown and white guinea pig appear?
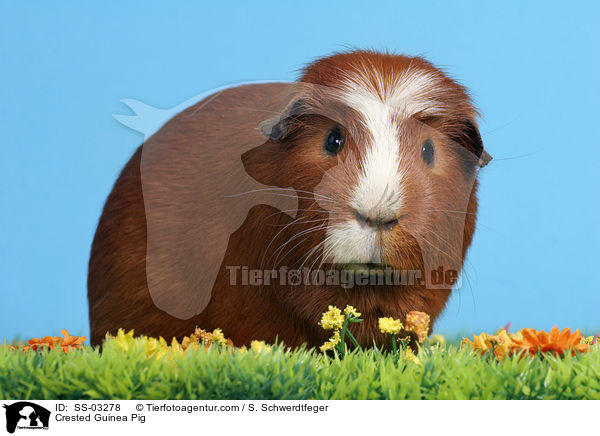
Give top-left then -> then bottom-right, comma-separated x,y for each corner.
88,50 -> 491,348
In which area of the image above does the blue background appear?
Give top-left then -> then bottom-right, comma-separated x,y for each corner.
1,2 -> 599,340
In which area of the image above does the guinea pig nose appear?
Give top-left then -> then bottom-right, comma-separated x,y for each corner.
354,210 -> 399,231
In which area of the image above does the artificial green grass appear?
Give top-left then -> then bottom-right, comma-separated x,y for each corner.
1,339 -> 599,400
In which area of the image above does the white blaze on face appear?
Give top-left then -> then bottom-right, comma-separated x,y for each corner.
324,66 -> 444,264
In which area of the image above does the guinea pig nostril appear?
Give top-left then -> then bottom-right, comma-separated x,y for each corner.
354,210 -> 370,226
354,210 -> 399,230
383,218 -> 399,231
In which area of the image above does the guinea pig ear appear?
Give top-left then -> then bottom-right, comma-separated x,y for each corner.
259,96 -> 307,141
455,119 -> 492,167
479,149 -> 492,167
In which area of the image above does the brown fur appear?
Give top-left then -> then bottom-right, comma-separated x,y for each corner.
88,50 -> 484,348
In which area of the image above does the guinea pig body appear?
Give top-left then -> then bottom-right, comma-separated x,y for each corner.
88,50 -> 488,347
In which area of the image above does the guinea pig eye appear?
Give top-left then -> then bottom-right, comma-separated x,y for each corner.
421,139 -> 435,167
323,127 -> 345,155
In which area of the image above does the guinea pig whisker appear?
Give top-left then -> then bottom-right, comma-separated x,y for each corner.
271,223 -> 329,269
291,188 -> 340,203
312,232 -> 338,273
388,197 -> 402,208
258,199 -> 330,271
260,214 -> 316,271
223,188 -> 339,204
425,208 -> 477,216
223,187 -> 297,197
276,217 -> 330,227
304,246 -> 327,282
286,238 -> 329,293
265,214 -> 330,226
374,184 -> 390,210
247,192 -> 337,204
426,228 -> 455,251
425,209 -> 495,232
273,233 -> 322,272
265,214 -> 329,227
312,235 -> 338,274
267,218 -> 325,263
297,238 -> 328,274
262,207 -> 330,221
298,228 -> 342,277
418,235 -> 456,263
255,212 -> 324,288
317,235 -> 340,269
280,221 -> 333,270
267,220 -> 330,266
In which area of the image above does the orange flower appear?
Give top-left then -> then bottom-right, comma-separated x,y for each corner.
461,329 -> 513,360
59,329 -> 86,353
511,326 -> 590,357
462,326 -> 591,359
22,335 -> 61,352
14,330 -> 86,353
405,311 -> 431,343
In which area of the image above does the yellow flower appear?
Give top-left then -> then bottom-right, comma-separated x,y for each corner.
250,340 -> 272,353
111,329 -> 136,352
405,311 -> 431,343
184,327 -> 232,349
378,317 -> 403,335
319,330 -> 341,352
104,326 -> 234,359
428,334 -> 446,347
170,337 -> 184,354
180,335 -> 195,350
403,348 -> 421,365
211,328 -> 227,345
582,336 -> 594,345
319,305 -> 345,330
144,336 -> 169,358
344,305 -> 361,318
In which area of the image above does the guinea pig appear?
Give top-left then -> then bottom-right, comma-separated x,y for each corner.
88,50 -> 491,348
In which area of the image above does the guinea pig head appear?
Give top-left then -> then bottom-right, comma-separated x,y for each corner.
244,51 -> 491,287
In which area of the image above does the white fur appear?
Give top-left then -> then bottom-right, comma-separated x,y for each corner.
324,220 -> 382,264
324,65 -> 442,264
